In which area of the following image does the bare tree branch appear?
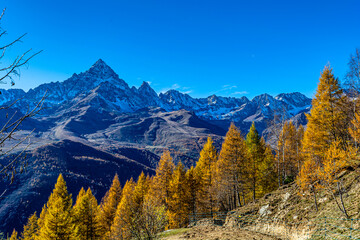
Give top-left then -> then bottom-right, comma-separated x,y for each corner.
0,8 -> 43,189
0,8 -> 43,86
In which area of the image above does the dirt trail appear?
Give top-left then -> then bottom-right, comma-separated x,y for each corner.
163,225 -> 280,240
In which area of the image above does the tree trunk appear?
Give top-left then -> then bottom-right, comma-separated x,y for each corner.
282,142 -> 285,185
242,189 -> 246,206
278,154 -> 281,188
312,186 -> 318,212
237,190 -> 242,208
338,182 -> 349,219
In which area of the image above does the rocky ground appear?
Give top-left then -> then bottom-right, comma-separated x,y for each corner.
160,219 -> 280,240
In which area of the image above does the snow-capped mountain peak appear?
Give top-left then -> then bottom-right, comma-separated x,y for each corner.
138,81 -> 157,96
88,59 -> 115,75
0,60 -> 312,132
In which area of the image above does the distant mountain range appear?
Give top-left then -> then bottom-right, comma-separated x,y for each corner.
0,59 -> 311,133
0,59 -> 312,234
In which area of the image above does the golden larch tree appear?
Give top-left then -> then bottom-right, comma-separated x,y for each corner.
149,150 -> 175,207
302,65 -> 348,164
215,123 -> 247,210
258,141 -> 278,195
97,174 -> 122,238
9,229 -> 18,240
110,178 -> 136,240
73,188 -> 101,240
194,136 -> 218,215
167,162 -> 190,229
22,212 -> 39,240
185,166 -> 198,216
38,174 -> 74,240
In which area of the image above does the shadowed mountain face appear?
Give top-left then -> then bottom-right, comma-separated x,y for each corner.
0,59 -> 311,234
0,140 -> 157,234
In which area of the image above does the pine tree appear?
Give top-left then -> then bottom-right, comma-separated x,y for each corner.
194,136 -> 217,215
245,122 -> 265,201
111,179 -> 136,240
97,174 -> 122,238
37,205 -> 47,232
215,123 -> 247,210
167,162 -> 190,229
185,166 -> 198,216
39,174 -> 74,240
133,172 -> 149,210
9,229 -> 18,240
298,65 -> 350,213
277,121 -> 301,183
149,150 -> 175,207
22,212 -> 39,240
258,141 -> 278,195
302,65 -> 348,164
73,188 -> 100,240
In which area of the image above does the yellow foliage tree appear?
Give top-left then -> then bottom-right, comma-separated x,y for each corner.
133,172 -> 149,210
194,136 -> 217,215
97,174 -> 122,238
73,188 -> 101,240
149,150 -> 175,207
185,166 -> 198,216
38,174 -> 74,240
215,123 -> 247,210
167,162 -> 190,229
111,178 -> 136,240
126,172 -> 152,239
302,65 -> 348,164
258,142 -> 278,195
9,229 -> 18,240
22,212 -> 39,240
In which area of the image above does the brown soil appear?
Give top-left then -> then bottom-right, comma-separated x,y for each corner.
163,225 -> 280,240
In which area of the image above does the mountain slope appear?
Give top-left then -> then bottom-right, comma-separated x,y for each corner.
0,139 -> 157,234
0,59 -> 311,135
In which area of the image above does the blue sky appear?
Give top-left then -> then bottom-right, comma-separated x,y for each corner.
1,0 -> 359,99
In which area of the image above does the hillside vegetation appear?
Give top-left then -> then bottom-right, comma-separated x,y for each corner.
159,163 -> 360,240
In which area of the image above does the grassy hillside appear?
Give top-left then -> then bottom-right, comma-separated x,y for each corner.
161,163 -> 360,240
224,163 -> 360,239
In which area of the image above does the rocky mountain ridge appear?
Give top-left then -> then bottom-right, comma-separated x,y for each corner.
0,59 -> 311,130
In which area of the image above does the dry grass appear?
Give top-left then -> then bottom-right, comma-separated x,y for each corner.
157,228 -> 189,239
225,164 -> 360,239
161,164 -> 360,239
